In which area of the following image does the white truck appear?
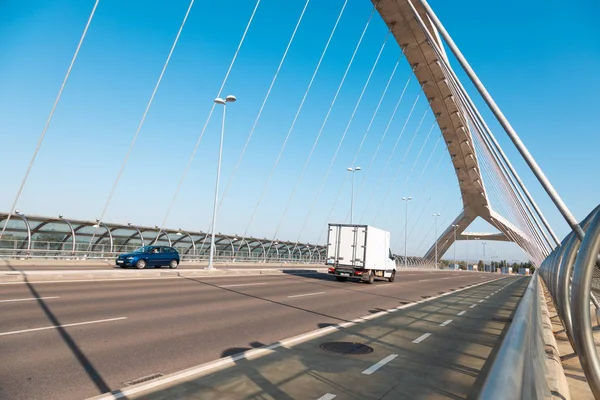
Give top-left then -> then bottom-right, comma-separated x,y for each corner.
326,224 -> 397,284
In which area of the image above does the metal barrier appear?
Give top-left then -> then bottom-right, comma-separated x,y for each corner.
0,239 -> 443,268
539,204 -> 600,399
0,244 -> 324,264
479,272 -> 549,399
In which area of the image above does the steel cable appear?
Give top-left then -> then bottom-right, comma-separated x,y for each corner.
1,0 -> 101,241
155,0 -> 262,240
87,0 -> 195,252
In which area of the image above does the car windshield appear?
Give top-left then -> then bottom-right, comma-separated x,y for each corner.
132,246 -> 153,254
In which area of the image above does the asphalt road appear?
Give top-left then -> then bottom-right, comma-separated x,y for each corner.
0,270 -> 518,400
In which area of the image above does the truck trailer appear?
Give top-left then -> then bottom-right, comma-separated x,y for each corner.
326,224 -> 397,284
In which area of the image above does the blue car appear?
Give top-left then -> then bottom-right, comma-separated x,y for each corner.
116,245 -> 180,269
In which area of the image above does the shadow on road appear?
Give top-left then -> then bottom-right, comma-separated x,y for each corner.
140,277 -> 527,400
3,260 -> 127,399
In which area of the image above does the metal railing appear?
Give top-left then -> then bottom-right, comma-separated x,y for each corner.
0,239 -> 458,269
539,204 -> 600,398
0,239 -> 325,264
479,272 -> 550,399
480,204 -> 600,399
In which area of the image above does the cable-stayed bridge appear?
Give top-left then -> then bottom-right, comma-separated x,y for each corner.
1,1 -> 598,399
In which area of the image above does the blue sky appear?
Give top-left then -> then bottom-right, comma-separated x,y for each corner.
1,0 -> 598,262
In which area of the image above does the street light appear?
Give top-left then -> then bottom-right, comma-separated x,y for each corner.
347,167 -> 361,224
433,213 -> 440,268
401,196 -> 412,268
451,224 -> 459,269
474,237 -> 480,271
482,241 -> 487,263
208,94 -> 236,270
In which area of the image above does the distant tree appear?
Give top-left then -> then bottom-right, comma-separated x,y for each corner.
36,233 -> 66,243
477,260 -> 484,271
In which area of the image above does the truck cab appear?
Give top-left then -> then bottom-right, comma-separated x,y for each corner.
326,224 -> 397,284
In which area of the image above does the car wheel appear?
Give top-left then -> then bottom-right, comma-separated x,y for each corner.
136,259 -> 146,269
388,270 -> 396,282
336,276 -> 348,282
169,259 -> 179,269
365,271 -> 375,284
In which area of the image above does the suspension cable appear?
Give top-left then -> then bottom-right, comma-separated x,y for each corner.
386,128 -> 439,249
267,7 -> 379,247
317,56 -> 402,232
87,0 -> 195,251
216,0 -> 312,212
357,92 -> 421,222
0,0 -> 100,241
382,122 -> 436,222
353,74 -> 413,201
241,0 -> 349,237
298,28 -> 392,244
372,108 -> 429,225
155,0 -> 262,240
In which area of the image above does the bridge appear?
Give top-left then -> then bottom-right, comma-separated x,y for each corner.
1,0 -> 598,399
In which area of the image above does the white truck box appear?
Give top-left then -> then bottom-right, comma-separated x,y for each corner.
326,224 -> 396,284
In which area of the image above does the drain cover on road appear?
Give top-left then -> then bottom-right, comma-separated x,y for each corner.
123,373 -> 163,387
319,342 -> 374,355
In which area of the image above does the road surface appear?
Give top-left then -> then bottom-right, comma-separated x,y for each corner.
0,270 -> 524,400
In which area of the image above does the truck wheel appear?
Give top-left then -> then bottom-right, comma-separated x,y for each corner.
365,271 -> 375,284
336,276 -> 348,282
388,270 -> 396,282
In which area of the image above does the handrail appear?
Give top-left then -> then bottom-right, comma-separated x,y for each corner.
538,203 -> 600,398
479,272 -> 550,399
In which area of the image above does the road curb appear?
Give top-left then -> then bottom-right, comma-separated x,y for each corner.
539,280 -> 572,400
0,268 -> 329,283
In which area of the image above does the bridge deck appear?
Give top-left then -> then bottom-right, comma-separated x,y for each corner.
122,277 -> 526,400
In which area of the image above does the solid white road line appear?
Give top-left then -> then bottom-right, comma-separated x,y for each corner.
317,394 -> 337,400
0,296 -> 59,303
0,272 -> 325,285
362,354 -> 398,375
288,292 -> 326,298
457,311 -> 466,316
439,319 -> 452,327
470,304 -> 478,309
413,333 -> 431,344
0,317 -> 127,336
0,277 -> 183,285
219,283 -> 267,288
91,276 -> 510,400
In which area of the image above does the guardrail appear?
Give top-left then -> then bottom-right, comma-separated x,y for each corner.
539,204 -> 600,398
0,239 -> 444,268
480,204 -> 600,399
0,247 -> 323,264
479,272 -> 551,399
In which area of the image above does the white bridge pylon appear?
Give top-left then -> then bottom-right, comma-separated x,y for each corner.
373,0 -> 550,263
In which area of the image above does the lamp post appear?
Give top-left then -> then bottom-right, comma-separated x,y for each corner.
465,234 -> 469,270
433,213 -> 440,268
347,167 -> 361,224
474,237 -> 480,270
401,196 -> 412,268
482,241 -> 487,263
451,224 -> 459,269
208,94 -> 236,270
